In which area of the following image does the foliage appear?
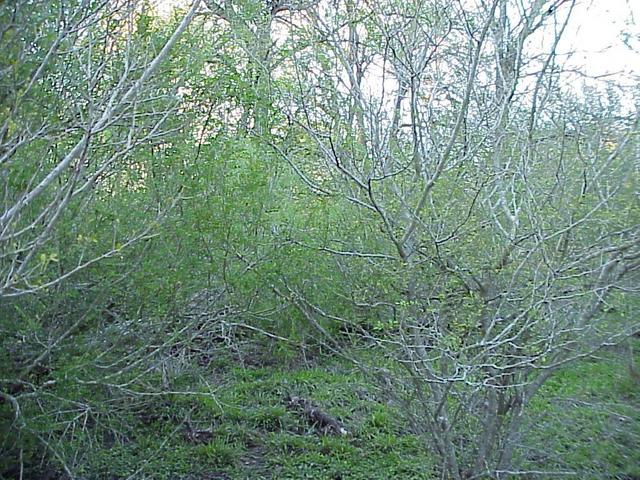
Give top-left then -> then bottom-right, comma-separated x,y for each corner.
1,0 -> 639,478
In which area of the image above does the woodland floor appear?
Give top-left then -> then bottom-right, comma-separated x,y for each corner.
18,338 -> 634,480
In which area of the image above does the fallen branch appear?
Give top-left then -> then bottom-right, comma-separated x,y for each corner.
286,395 -> 348,436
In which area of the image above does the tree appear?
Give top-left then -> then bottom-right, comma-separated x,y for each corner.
0,0 -> 637,477
0,2 -> 207,475
0,0 -> 202,298
271,0 -> 640,477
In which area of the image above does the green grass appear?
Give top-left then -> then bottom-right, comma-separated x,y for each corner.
524,342 -> 640,479
6,340 -> 638,479
189,356 -> 435,479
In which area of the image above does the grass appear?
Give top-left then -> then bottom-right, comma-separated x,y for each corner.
525,342 -> 640,479
5,340 -> 638,479
58,349 -> 436,479
190,355 -> 434,479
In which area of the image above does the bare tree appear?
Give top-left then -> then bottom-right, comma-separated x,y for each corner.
0,0 -> 202,298
273,0 -> 640,477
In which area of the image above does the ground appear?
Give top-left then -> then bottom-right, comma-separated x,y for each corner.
54,340 -> 639,480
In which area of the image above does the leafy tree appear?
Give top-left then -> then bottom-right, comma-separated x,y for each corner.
267,0 -> 640,477
1,0 -> 638,478
0,0 -> 201,298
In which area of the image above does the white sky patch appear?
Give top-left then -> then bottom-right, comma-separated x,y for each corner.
151,0 -> 189,18
560,0 -> 639,82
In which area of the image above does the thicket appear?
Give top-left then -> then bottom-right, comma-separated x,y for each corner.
1,1 -> 638,478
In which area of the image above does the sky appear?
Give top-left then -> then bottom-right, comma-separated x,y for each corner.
559,0 -> 639,82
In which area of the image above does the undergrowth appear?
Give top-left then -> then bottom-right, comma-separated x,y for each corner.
1,340 -> 638,479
